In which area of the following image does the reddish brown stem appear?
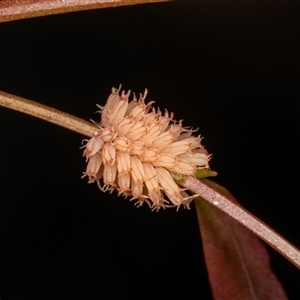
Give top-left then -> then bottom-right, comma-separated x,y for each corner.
0,0 -> 168,23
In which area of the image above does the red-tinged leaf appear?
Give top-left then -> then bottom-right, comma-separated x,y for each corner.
195,179 -> 288,300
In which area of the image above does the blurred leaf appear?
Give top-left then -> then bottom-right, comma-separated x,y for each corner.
0,0 -> 168,23
194,168 -> 218,179
195,179 -> 287,300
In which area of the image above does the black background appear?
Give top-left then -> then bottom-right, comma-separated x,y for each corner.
1,2 -> 299,299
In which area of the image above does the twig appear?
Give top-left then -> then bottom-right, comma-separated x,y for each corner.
1,89 -> 300,269
0,90 -> 96,137
182,175 -> 300,270
0,0 -> 169,23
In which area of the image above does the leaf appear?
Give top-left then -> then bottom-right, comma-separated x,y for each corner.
195,179 -> 288,300
194,168 -> 218,179
0,0 -> 168,23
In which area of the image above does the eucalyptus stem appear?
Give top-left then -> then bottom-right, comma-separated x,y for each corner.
1,89 -> 300,270
182,175 -> 300,270
0,0 -> 168,23
0,90 -> 96,137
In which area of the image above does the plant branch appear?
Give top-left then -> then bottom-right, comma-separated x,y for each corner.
0,90 -> 96,137
182,175 -> 300,270
0,0 -> 169,23
1,89 -> 300,270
